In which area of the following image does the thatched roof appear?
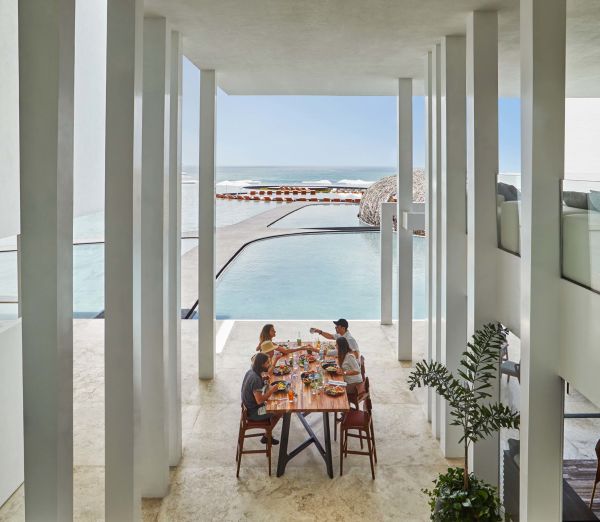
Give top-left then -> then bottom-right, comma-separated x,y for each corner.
358,176 -> 397,227
358,169 -> 425,227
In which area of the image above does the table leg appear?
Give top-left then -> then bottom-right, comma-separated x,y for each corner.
323,412 -> 334,479
276,412 -> 292,477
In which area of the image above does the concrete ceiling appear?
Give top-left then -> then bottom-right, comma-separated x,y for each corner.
144,0 -> 600,96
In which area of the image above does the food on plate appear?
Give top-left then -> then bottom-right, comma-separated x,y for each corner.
300,371 -> 317,384
273,365 -> 291,376
324,384 -> 345,396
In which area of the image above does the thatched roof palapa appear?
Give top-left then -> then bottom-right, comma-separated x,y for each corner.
358,170 -> 425,228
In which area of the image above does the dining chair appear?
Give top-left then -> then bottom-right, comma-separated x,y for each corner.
333,359 -> 368,442
339,394 -> 377,479
235,403 -> 277,478
590,438 -> 600,509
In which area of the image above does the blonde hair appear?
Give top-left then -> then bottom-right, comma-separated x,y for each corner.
256,323 -> 274,351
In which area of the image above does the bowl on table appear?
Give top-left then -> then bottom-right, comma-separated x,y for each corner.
271,380 -> 289,392
300,371 -> 317,385
273,365 -> 292,376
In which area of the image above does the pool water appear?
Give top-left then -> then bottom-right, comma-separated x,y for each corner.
215,232 -> 427,320
269,204 -> 370,229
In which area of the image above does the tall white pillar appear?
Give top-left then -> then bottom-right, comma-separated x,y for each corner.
380,202 -> 395,325
519,0 -> 566,519
431,43 -> 443,440
167,30 -> 183,466
105,0 -> 143,519
439,36 -> 467,459
397,78 -> 413,361
424,51 -> 433,423
466,11 -> 500,487
140,16 -> 170,497
198,70 -> 216,379
18,1 -> 75,519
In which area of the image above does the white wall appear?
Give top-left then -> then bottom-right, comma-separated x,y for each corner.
0,0 -> 20,240
0,321 -> 24,506
565,98 -> 600,180
73,0 -> 107,218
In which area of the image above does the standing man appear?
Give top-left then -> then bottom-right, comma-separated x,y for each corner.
312,318 -> 359,356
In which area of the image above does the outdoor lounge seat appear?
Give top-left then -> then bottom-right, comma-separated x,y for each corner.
501,360 -> 520,383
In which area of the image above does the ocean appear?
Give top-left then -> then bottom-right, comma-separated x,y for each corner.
184,165 -> 397,191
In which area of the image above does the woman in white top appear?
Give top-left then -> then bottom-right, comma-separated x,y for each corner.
335,337 -> 363,393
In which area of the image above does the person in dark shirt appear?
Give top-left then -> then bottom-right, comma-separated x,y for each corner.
241,352 -> 282,444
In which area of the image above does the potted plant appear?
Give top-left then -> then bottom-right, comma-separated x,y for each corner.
408,322 -> 520,521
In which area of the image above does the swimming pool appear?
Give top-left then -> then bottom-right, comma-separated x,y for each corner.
215,232 -> 426,320
269,204 -> 370,229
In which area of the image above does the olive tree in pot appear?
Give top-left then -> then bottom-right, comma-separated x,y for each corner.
408,322 -> 520,521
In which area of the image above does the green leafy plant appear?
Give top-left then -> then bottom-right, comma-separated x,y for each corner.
408,322 -> 520,520
424,467 -> 502,522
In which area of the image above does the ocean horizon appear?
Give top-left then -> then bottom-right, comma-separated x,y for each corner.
183,165 -> 401,189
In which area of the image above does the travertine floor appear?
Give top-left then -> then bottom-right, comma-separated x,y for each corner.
0,319 -> 460,521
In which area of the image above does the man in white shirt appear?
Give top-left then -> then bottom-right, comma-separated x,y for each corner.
312,318 -> 359,356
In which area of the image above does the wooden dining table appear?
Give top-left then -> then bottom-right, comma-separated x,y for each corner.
266,349 -> 350,478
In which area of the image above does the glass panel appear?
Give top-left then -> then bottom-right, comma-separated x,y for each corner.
0,250 -> 18,301
73,244 -> 104,318
561,179 -> 600,292
499,329 -> 521,522
497,173 -> 522,256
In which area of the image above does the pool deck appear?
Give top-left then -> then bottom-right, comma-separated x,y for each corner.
181,202 -> 371,310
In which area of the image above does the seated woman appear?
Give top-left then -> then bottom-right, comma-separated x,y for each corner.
241,352 -> 281,444
256,323 -> 304,357
335,337 -> 363,394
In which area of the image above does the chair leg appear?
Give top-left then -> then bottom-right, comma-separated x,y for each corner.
366,429 -> 375,480
359,429 -> 364,449
370,418 -> 377,463
266,430 -> 272,477
591,481 -> 598,510
339,427 -> 344,476
236,432 -> 244,478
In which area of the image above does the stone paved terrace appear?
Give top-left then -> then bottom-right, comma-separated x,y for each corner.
0,319 -> 461,521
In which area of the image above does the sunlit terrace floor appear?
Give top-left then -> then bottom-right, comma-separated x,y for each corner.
0,319 -> 461,521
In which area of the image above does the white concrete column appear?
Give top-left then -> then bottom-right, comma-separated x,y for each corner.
18,1 -> 75,519
439,35 -> 467,459
198,70 -> 216,379
380,202 -> 395,325
140,16 -> 170,497
424,51 -> 433,423
167,30 -> 183,466
519,0 -> 566,519
466,11 -> 500,487
431,43 -> 443,440
397,78 -> 413,362
105,0 -> 143,519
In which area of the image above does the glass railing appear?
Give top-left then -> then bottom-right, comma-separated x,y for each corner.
0,239 -> 18,320
561,179 -> 600,293
496,173 -> 522,256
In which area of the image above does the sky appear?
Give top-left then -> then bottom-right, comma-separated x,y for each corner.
182,57 -> 521,172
